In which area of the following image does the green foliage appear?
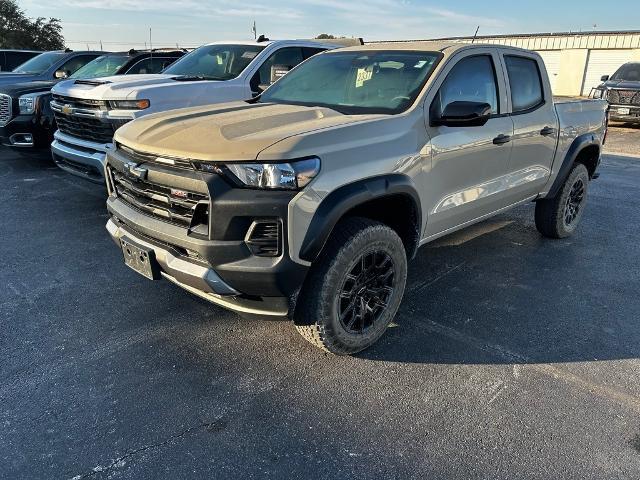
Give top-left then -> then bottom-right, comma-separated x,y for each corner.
0,0 -> 65,50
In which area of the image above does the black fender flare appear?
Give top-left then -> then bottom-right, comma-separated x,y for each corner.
299,174 -> 422,262
546,133 -> 601,198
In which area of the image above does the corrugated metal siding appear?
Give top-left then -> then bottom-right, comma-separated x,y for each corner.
581,50 -> 634,96
537,50 -> 562,92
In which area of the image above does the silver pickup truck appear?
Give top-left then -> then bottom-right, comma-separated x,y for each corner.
103,42 -> 608,355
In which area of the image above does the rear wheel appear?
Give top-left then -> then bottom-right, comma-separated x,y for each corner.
535,163 -> 589,239
294,217 -> 407,355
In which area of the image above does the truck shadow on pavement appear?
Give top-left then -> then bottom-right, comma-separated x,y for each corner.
360,206 -> 640,365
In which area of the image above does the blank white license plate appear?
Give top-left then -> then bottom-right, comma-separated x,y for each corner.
617,108 -> 630,115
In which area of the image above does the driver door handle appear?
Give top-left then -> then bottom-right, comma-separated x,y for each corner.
493,134 -> 511,145
540,126 -> 556,136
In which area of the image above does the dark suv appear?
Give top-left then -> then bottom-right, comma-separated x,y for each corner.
0,50 -> 185,149
593,62 -> 640,124
0,50 -> 41,72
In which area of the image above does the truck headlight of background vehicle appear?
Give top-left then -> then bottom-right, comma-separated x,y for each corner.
108,99 -> 150,110
196,158 -> 321,190
18,92 -> 45,114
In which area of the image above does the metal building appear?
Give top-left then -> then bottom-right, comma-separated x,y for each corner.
376,31 -> 640,96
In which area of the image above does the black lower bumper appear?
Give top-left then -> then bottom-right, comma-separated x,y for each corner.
0,113 -> 55,149
104,149 -> 310,315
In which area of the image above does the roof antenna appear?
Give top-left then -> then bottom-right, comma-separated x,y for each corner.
471,25 -> 480,43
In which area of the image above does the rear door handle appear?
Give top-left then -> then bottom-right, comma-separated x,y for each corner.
540,126 -> 556,136
493,134 -> 511,145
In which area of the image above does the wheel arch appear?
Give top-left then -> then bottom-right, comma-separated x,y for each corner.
299,174 -> 422,263
546,133 -> 601,198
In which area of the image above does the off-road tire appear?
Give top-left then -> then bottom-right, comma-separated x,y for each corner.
535,163 -> 590,239
294,217 -> 408,355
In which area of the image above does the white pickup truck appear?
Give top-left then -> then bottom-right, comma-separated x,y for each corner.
49,39 -> 346,182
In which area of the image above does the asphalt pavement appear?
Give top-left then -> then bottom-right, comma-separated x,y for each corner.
1,144 -> 639,479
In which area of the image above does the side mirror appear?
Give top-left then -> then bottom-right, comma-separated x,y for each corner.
432,101 -> 492,127
601,75 -> 610,82
54,70 -> 69,79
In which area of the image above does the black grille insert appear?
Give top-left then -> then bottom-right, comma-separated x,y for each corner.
54,112 -> 123,144
608,89 -> 640,106
246,220 -> 281,257
111,168 -> 209,228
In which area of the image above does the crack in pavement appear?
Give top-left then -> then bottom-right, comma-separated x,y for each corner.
69,418 -> 226,479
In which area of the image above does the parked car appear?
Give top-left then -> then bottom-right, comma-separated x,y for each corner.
103,42 -> 608,354
593,62 -> 640,123
0,49 -> 106,86
0,49 -> 41,72
0,50 -> 185,149
49,38 -> 354,182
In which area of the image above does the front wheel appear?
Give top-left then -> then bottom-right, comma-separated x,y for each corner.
294,217 -> 408,355
535,163 -> 590,239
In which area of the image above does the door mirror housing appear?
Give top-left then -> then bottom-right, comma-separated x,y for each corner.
601,75 -> 610,82
54,69 -> 69,79
432,101 -> 492,127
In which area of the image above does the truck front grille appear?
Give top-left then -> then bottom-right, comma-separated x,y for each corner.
111,168 -> 209,228
51,94 -> 129,144
54,113 -> 128,144
0,94 -> 11,126
51,94 -> 105,110
608,89 -> 640,106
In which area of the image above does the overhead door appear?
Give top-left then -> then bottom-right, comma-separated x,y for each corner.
581,49 -> 634,96
537,50 -> 561,92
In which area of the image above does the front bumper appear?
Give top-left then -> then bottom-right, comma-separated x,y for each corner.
51,130 -> 110,183
0,113 -> 55,149
105,148 -> 309,317
608,104 -> 640,123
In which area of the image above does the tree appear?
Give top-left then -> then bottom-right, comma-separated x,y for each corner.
0,0 -> 65,50
315,34 -> 337,40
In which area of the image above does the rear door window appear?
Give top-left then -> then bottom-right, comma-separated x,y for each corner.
504,55 -> 544,113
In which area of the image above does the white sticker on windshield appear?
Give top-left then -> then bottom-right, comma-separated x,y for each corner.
242,51 -> 258,59
355,67 -> 373,88
414,60 -> 428,68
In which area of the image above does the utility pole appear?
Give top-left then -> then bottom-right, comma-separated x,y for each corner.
252,21 -> 257,40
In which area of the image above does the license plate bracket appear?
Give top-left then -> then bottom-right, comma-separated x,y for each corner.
617,107 -> 631,115
120,237 -> 160,280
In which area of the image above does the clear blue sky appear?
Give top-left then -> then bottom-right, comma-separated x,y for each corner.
18,0 -> 640,50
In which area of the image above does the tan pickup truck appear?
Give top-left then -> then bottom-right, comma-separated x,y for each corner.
103,41 -> 608,354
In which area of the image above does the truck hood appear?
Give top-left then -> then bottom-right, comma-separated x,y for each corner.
601,80 -> 640,89
114,101 -> 382,161
0,80 -> 56,97
0,73 -> 40,85
51,74 -> 219,100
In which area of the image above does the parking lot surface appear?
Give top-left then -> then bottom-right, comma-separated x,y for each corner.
1,143 -> 640,479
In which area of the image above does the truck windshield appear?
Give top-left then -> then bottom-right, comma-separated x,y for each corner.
611,63 -> 640,81
12,52 -> 66,74
163,44 -> 264,81
259,50 -> 441,114
70,54 -> 128,79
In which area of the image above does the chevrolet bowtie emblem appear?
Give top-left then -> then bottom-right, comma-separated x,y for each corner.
61,104 -> 73,115
126,162 -> 148,180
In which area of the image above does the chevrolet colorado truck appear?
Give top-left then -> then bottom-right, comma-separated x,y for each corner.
593,62 -> 640,124
104,42 -> 607,355
0,50 -> 185,149
49,39 -> 349,183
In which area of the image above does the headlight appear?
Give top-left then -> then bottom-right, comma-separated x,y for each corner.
198,158 -> 320,190
108,99 -> 150,110
18,93 -> 44,114
592,88 -> 608,100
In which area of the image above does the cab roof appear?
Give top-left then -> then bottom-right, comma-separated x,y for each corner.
336,41 -> 537,57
